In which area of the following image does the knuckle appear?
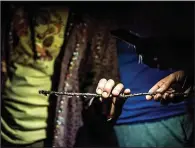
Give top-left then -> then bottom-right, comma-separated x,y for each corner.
96,86 -> 102,90
117,83 -> 124,88
169,73 -> 175,79
98,79 -> 107,86
162,84 -> 167,88
99,78 -> 107,83
104,85 -> 113,92
104,87 -> 111,91
97,83 -> 104,88
107,79 -> 115,85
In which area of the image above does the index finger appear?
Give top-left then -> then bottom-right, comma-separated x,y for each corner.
96,78 -> 107,94
146,82 -> 163,100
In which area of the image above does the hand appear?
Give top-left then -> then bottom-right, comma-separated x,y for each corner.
96,78 -> 130,120
96,78 -> 130,98
146,70 -> 185,101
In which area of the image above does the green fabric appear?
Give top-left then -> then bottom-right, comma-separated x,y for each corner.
2,138 -> 44,148
114,114 -> 194,147
1,61 -> 53,144
1,7 -> 69,145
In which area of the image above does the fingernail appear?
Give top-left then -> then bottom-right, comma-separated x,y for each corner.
97,89 -> 102,94
112,90 -> 119,96
125,89 -> 131,93
102,92 -> 108,98
146,95 -> 151,100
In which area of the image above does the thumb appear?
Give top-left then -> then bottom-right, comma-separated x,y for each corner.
146,80 -> 164,100
146,75 -> 175,100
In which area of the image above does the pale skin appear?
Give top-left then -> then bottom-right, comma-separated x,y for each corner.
96,70 -> 185,105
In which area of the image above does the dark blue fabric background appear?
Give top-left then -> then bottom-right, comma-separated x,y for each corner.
116,40 -> 192,124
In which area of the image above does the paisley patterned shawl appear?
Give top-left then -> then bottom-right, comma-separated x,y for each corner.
2,3 -> 194,148
53,13 -> 120,148
2,5 -> 121,148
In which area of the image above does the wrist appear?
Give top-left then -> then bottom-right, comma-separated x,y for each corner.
168,70 -> 185,83
176,70 -> 185,81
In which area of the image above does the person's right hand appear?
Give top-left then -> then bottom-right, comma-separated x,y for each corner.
96,78 -> 130,120
96,78 -> 130,98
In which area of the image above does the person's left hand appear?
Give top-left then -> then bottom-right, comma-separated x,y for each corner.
146,70 -> 185,101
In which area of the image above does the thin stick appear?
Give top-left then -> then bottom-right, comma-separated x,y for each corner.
39,90 -> 190,98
